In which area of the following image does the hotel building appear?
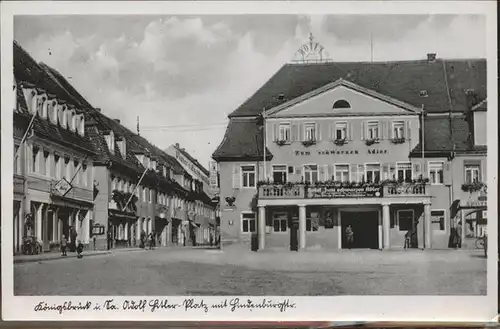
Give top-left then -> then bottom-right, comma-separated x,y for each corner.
213,39 -> 486,251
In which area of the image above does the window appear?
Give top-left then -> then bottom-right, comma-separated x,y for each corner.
397,210 -> 414,231
82,165 -> 88,187
333,99 -> 351,109
241,165 -> 256,188
54,155 -> 61,179
393,121 -> 405,139
431,210 -> 445,231
335,122 -> 347,140
14,146 -> 20,174
397,163 -> 412,182
367,121 -> 379,140
272,212 -> 288,232
272,165 -> 287,184
428,162 -> 444,184
64,157 -> 71,181
357,164 -> 365,182
74,161 -> 80,184
304,164 -> 318,183
464,164 -> 481,183
143,187 -> 148,202
32,146 -> 39,173
150,189 -> 154,203
365,164 -> 381,183
241,212 -> 256,233
335,164 -> 350,182
278,123 -> 291,142
43,151 -> 50,176
304,123 -> 316,141
306,217 -> 319,232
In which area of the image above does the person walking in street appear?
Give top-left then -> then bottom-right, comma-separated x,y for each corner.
70,227 -> 78,252
107,229 -> 113,250
148,232 -> 154,250
345,225 -> 354,249
61,235 -> 67,256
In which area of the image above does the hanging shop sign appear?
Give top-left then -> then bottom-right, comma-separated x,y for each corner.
52,178 -> 73,197
306,185 -> 383,198
293,149 -> 388,156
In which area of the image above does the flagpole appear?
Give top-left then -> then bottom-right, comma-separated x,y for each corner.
14,110 -> 38,160
124,168 -> 149,210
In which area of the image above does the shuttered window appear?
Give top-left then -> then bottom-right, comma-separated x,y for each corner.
241,165 -> 256,188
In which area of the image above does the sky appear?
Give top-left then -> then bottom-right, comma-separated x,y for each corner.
14,14 -> 486,168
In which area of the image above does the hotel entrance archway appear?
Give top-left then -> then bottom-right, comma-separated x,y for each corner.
341,211 -> 379,249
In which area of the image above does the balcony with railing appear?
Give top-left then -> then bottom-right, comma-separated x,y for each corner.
258,180 -> 429,200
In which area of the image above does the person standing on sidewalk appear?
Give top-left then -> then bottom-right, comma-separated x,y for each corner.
61,235 -> 67,256
345,225 -> 354,249
76,240 -> 84,259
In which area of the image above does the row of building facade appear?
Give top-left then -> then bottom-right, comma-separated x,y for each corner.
213,45 -> 488,251
13,41 -> 218,254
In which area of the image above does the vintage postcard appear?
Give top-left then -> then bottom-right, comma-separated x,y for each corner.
1,0 -> 497,323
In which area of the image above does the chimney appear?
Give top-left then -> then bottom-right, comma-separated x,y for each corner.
427,53 -> 437,62
175,143 -> 180,148
95,108 -> 101,112
114,119 -> 121,124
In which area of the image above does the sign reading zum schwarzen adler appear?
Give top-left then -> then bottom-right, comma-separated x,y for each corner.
307,185 -> 382,198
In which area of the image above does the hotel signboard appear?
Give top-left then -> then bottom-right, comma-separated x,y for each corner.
306,185 -> 383,198
294,149 -> 388,156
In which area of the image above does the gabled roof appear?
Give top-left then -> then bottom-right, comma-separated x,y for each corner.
212,117 -> 273,161
171,144 -> 210,176
230,59 -> 486,117
267,78 -> 421,116
13,41 -> 96,156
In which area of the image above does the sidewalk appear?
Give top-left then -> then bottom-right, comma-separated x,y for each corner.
14,247 -> 144,264
14,245 -> 221,264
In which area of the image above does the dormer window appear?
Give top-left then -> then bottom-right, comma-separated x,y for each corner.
59,105 -> 68,129
105,131 -> 115,154
69,110 -> 77,132
37,94 -> 47,117
77,114 -> 85,137
333,99 -> 351,109
419,90 -> 428,98
41,97 -> 50,119
49,100 -> 58,124
163,166 -> 167,177
22,88 -> 36,114
117,138 -> 126,157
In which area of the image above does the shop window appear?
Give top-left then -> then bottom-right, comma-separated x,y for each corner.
464,164 -> 481,183
397,162 -> 412,182
334,164 -> 349,182
272,165 -> 287,184
428,162 -> 444,184
241,165 -> 256,188
304,164 -> 318,183
392,121 -> 405,138
272,212 -> 288,232
241,212 -> 256,233
334,122 -> 348,140
306,217 -> 319,232
366,121 -> 379,140
304,123 -> 316,141
431,210 -> 445,231
397,210 -> 414,231
365,164 -> 381,183
278,123 -> 291,142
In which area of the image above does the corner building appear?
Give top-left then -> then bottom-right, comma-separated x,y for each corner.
213,50 -> 486,251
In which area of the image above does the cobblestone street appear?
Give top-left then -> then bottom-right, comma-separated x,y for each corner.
14,248 -> 486,296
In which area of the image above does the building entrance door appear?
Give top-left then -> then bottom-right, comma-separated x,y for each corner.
341,211 -> 379,249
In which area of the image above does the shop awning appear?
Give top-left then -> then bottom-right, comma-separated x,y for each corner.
50,194 -> 93,209
108,209 -> 138,221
